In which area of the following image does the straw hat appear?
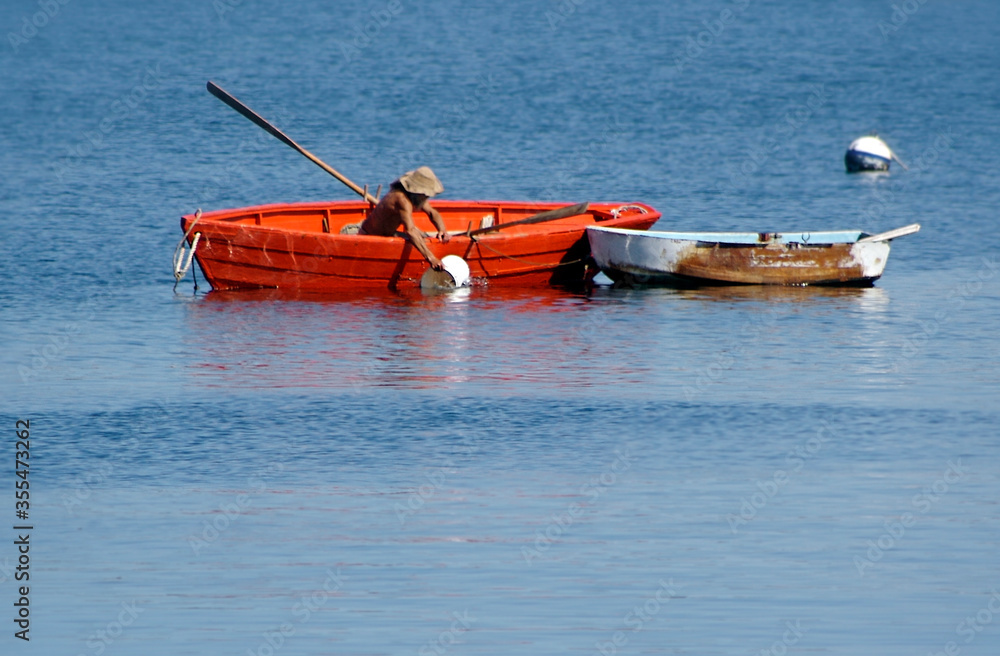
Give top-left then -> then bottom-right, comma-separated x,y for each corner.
396,166 -> 444,197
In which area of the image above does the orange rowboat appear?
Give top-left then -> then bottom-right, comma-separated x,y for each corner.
179,200 -> 659,291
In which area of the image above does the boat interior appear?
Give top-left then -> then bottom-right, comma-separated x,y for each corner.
185,201 -> 650,237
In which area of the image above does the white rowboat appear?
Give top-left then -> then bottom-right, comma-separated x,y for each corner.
586,224 -> 920,287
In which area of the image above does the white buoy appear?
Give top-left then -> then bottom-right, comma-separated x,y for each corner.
845,135 -> 901,172
420,255 -> 471,290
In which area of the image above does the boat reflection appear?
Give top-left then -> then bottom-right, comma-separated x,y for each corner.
674,283 -> 889,309
181,284 -> 604,391
181,281 -> 894,393
591,279 -> 889,310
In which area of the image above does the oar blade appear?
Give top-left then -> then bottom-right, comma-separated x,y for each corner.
515,202 -> 590,226
206,81 -> 298,151
206,80 -> 375,203
857,223 -> 921,243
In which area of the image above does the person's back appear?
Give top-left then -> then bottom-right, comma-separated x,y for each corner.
358,167 -> 450,270
361,185 -> 417,237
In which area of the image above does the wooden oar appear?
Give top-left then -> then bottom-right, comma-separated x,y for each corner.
206,81 -> 377,204
466,202 -> 589,237
857,223 -> 921,243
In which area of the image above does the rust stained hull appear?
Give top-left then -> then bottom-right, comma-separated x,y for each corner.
664,242 -> 880,285
180,201 -> 659,291
587,226 -> 901,287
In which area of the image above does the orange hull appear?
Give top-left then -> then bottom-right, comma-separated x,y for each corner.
180,200 -> 659,291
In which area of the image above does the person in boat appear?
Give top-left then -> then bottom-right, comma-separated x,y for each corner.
359,166 -> 450,270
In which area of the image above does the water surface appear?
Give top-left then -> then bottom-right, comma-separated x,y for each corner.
2,1 -> 998,654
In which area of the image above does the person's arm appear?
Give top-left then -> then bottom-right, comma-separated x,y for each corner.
420,200 -> 450,243
399,206 -> 443,270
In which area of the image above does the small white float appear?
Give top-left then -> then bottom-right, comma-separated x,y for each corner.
420,254 -> 471,291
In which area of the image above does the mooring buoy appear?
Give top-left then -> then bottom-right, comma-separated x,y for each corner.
845,135 -> 897,172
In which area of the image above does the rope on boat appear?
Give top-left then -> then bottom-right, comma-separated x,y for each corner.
610,204 -> 648,218
173,209 -> 203,291
172,233 -> 201,289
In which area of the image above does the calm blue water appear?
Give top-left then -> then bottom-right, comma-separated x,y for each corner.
2,0 -> 999,654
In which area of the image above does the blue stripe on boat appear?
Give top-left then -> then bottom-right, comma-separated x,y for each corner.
588,227 -> 865,245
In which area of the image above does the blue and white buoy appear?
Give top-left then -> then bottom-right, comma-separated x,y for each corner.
845,135 -> 895,172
